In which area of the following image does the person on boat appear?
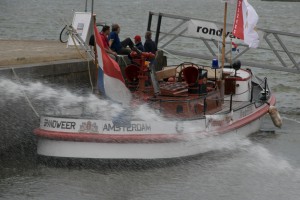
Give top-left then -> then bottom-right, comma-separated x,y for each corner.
108,24 -> 134,56
89,25 -> 117,60
99,25 -> 118,59
144,31 -> 157,54
134,35 -> 144,52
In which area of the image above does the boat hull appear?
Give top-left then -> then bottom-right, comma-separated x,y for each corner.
36,116 -> 262,159
34,83 -> 276,160
37,118 -> 262,159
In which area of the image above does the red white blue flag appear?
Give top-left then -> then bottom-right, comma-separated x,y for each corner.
94,24 -> 132,105
232,0 -> 259,48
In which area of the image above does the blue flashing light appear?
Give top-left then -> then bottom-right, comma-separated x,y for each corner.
212,59 -> 219,69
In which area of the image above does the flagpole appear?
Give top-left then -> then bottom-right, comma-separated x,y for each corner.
92,15 -> 99,92
221,2 -> 228,69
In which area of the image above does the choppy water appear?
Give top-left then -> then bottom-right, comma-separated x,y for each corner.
1,0 -> 300,199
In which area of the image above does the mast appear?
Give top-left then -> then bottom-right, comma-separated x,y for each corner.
84,0 -> 94,15
92,15 -> 99,93
221,2 -> 228,69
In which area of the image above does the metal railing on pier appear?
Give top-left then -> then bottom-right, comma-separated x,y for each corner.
147,12 -> 300,74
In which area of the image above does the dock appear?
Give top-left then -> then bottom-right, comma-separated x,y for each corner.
0,40 -> 87,67
0,39 -> 97,91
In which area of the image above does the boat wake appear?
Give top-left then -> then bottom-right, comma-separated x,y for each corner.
237,143 -> 300,187
241,144 -> 293,173
193,134 -> 300,179
282,116 -> 300,124
0,78 -> 165,121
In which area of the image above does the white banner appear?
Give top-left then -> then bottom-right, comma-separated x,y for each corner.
187,19 -> 239,43
187,19 -> 264,47
67,12 -> 92,47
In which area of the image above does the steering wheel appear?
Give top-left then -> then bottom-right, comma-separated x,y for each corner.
175,62 -> 201,82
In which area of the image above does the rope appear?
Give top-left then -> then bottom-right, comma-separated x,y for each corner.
87,60 -> 94,92
233,88 -> 251,96
70,32 -> 88,60
11,68 -> 40,118
70,31 -> 94,92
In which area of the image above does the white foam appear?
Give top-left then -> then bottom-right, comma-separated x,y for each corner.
0,79 -> 165,121
0,79 -> 122,118
244,144 -> 293,173
133,104 -> 165,121
282,116 -> 300,124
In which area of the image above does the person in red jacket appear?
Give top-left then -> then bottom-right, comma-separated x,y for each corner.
99,25 -> 118,58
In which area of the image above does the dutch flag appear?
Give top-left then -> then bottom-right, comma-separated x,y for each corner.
94,24 -> 132,105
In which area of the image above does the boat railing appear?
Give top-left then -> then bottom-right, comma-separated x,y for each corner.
147,11 -> 300,74
150,84 -> 262,118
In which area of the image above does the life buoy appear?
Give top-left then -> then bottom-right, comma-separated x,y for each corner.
268,106 -> 283,128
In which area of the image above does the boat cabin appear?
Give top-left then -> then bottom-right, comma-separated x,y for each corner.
124,60 -> 224,119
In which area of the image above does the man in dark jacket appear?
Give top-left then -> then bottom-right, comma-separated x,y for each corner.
144,31 -> 157,54
108,24 -> 134,56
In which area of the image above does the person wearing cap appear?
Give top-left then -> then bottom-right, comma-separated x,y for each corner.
134,35 -> 144,52
144,31 -> 157,54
